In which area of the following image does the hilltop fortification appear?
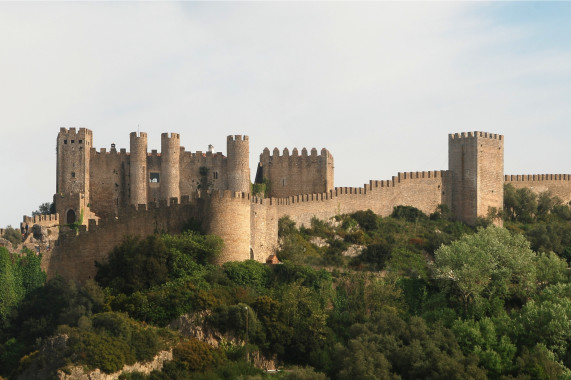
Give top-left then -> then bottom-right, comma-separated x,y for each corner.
23,129 -> 570,282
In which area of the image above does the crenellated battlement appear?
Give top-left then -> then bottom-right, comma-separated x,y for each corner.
161,132 -> 180,140
22,213 -> 60,225
91,147 -> 130,157
505,174 -> 570,181
261,146 -> 332,159
130,131 -> 147,138
58,127 -> 93,137
449,131 -> 503,140
227,135 -> 249,142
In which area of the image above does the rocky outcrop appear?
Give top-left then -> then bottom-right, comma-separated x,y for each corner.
56,350 -> 173,380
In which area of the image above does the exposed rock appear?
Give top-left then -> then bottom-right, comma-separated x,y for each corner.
342,245 -> 366,258
309,236 -> 328,248
170,312 -> 278,371
56,350 -> 173,380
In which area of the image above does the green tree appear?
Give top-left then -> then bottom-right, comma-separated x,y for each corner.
2,226 -> 22,247
434,226 -> 537,316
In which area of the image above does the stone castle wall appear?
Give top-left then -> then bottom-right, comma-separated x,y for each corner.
43,192 -> 252,282
40,128 -> 570,283
257,147 -> 334,198
505,174 -> 571,203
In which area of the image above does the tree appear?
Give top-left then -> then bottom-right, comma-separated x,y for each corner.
433,226 -> 537,316
32,202 -> 54,216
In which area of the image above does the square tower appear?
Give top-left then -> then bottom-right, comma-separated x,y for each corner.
448,132 -> 504,225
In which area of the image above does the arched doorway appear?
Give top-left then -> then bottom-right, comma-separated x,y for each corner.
66,209 -> 76,224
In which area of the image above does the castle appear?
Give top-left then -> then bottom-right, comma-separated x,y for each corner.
20,128 -> 571,282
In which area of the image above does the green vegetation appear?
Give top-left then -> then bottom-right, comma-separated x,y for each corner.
1,190 -> 570,379
1,226 -> 22,247
31,202 -> 54,216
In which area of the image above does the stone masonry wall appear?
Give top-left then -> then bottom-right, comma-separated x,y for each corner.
258,147 -> 334,198
43,192 -> 251,282
505,174 -> 571,204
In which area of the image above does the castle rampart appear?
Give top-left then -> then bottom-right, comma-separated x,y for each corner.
505,174 -> 571,204
39,128 -> 569,283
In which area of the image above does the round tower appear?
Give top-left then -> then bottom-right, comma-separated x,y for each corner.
161,132 -> 180,201
226,135 -> 250,193
203,191 -> 251,264
129,131 -> 148,206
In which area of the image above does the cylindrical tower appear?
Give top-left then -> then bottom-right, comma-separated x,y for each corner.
129,131 -> 148,206
161,132 -> 180,201
203,191 -> 251,264
226,135 -> 250,193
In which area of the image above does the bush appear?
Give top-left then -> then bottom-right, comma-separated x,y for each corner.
390,206 -> 427,222
2,226 -> 22,247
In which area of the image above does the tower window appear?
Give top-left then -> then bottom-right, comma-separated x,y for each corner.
282,178 -> 286,186
150,173 -> 160,183
79,140 -> 83,144
64,140 -> 67,144
71,140 -> 75,143
71,172 -> 76,178
213,171 -> 218,179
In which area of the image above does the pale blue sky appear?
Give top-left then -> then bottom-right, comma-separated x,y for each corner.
1,2 -> 570,227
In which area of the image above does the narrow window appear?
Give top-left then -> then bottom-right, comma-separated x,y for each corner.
282,178 -> 286,186
64,140 -> 67,144
71,172 -> 76,178
150,173 -> 160,183
213,171 -> 218,179
79,140 -> 83,144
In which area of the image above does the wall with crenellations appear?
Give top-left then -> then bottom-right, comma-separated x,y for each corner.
257,147 -> 334,198
44,191 -> 252,282
504,174 -> 571,204
39,128 -> 570,283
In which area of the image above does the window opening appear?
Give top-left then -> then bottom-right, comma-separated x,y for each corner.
150,172 -> 160,183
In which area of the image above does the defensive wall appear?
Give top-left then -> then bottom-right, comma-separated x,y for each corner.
43,191 -> 251,282
31,129 -> 571,283
505,174 -> 571,202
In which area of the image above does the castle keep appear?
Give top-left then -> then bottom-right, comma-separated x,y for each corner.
28,128 -> 570,282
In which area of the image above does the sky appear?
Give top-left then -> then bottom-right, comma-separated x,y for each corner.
1,1 -> 570,227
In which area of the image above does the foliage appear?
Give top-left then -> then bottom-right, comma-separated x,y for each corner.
434,226 -> 537,316
0,247 -> 46,326
96,232 -> 222,294
2,226 -> 22,247
32,202 -> 54,216
2,204 -> 571,378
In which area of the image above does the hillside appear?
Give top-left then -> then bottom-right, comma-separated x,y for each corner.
1,185 -> 570,379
